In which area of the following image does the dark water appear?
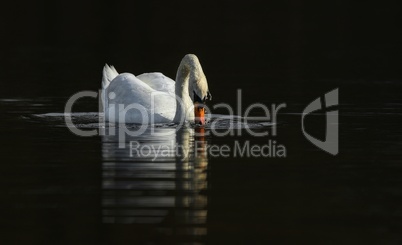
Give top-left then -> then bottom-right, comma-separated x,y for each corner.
1,77 -> 402,244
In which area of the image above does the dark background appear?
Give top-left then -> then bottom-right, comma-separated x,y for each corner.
1,1 -> 402,244
1,1 -> 401,100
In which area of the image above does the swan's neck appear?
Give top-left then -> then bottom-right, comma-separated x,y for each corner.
173,55 -> 202,123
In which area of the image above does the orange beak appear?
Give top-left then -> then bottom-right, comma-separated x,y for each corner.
194,103 -> 205,125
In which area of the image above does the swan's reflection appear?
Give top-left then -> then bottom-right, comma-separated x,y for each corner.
101,125 -> 208,240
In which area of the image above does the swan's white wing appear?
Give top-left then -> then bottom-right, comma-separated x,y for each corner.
105,73 -> 176,123
137,72 -> 175,94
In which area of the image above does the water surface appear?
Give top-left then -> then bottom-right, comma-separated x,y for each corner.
1,84 -> 402,244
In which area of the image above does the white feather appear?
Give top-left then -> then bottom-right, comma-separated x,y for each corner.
101,64 -> 119,112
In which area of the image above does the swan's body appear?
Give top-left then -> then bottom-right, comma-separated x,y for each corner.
101,54 -> 211,124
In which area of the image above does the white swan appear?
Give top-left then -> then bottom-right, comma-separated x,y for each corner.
101,54 -> 212,125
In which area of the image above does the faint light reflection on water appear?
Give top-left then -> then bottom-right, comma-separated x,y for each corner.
3,87 -> 402,244
101,126 -> 209,239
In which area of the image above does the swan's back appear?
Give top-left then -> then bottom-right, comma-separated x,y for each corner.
104,72 -> 176,123
137,72 -> 175,94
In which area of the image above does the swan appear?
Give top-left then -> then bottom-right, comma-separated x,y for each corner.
101,54 -> 212,125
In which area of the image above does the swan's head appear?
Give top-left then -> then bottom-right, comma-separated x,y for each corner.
185,54 -> 212,125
